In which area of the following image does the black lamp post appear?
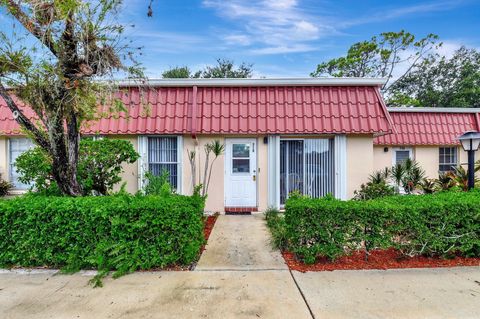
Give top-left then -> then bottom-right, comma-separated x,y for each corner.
458,131 -> 480,190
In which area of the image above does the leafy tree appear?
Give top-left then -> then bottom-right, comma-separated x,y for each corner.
0,1 -> 142,195
163,59 -> 254,79
194,59 -> 253,78
388,46 -> 480,107
162,66 -> 192,78
15,138 -> 139,195
311,30 -> 440,91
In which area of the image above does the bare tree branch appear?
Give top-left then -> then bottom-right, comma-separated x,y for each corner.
4,0 -> 57,56
0,82 -> 51,151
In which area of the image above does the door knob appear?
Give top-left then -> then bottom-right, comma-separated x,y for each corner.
252,175 -> 256,181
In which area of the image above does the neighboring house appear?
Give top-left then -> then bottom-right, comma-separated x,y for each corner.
0,78 -> 393,211
373,107 -> 480,178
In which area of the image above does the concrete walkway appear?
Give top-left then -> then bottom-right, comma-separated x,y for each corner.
293,266 -> 480,319
0,270 -> 311,319
1,214 -> 480,318
196,214 -> 287,271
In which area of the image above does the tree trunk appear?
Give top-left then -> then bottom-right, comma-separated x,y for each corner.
51,156 -> 82,195
47,102 -> 82,196
0,82 -> 82,196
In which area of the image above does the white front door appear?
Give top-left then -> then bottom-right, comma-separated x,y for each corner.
225,138 -> 257,207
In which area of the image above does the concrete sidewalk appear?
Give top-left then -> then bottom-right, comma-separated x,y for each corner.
294,266 -> 480,319
0,270 -> 311,319
196,214 -> 287,271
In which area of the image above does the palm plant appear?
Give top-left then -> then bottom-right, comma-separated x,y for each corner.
188,140 -> 225,197
402,159 -> 425,193
437,172 -> 456,191
389,159 -> 425,194
369,167 -> 390,184
390,163 -> 406,193
203,140 -> 225,196
419,178 -> 437,194
450,166 -> 478,191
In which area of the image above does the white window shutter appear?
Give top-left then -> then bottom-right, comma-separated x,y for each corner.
267,135 -> 280,209
176,136 -> 183,195
334,135 -> 347,200
137,136 -> 148,191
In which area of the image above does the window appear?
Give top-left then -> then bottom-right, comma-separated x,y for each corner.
280,139 -> 334,205
439,147 -> 457,172
147,137 -> 180,189
393,148 -> 412,165
9,138 -> 35,189
232,143 -> 250,173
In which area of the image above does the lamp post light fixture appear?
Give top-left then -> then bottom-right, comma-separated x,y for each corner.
457,131 -> 480,190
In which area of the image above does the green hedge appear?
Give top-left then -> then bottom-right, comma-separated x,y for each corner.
0,194 -> 205,281
284,192 -> 480,264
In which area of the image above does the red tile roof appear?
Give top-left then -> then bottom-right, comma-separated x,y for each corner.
0,82 -> 393,136
374,109 -> 480,146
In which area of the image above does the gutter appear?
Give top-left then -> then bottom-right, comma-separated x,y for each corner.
387,107 -> 480,113
110,77 -> 388,87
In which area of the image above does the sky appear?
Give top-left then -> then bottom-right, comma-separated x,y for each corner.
2,0 -> 480,78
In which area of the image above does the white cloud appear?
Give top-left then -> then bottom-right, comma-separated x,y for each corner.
249,44 -> 317,55
382,0 -> 464,19
437,40 -> 465,58
294,20 -> 319,39
203,0 -> 330,54
341,0 -> 467,28
264,0 -> 298,10
224,34 -> 252,46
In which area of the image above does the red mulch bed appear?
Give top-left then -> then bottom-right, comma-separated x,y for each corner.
201,214 -> 218,254
282,248 -> 480,272
204,215 -> 218,241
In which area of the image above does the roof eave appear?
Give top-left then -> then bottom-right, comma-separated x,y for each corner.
109,77 -> 387,87
387,107 -> 480,113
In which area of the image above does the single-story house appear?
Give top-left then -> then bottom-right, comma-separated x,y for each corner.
0,78 -> 478,212
373,107 -> 480,178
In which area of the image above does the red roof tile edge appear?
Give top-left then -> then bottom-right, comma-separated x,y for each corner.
374,109 -> 480,146
0,84 -> 394,136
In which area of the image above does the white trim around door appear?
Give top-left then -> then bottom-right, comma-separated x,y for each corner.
224,138 -> 257,207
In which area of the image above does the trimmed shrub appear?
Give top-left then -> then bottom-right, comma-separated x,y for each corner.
283,191 -> 480,263
265,207 -> 288,250
381,192 -> 480,257
0,194 -> 205,284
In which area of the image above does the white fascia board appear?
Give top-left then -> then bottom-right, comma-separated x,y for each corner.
387,107 -> 480,113
108,77 -> 387,87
